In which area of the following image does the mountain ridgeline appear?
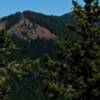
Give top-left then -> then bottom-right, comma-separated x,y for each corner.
0,11 -> 77,59
0,11 -> 77,38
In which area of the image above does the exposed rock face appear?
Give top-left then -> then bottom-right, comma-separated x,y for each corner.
35,25 -> 56,39
6,17 -> 56,40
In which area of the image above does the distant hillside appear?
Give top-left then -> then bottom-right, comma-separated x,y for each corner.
0,11 -> 76,39
0,11 -> 77,59
61,12 -> 76,24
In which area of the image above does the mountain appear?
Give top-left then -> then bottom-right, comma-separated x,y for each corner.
0,11 -> 76,39
8,17 -> 56,39
0,11 -> 76,60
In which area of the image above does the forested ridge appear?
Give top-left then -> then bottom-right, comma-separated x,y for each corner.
0,9 -> 77,39
0,0 -> 100,100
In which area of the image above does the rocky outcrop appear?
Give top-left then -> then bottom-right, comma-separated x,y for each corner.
8,17 -> 56,40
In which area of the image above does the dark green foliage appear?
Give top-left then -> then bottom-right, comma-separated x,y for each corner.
0,30 -> 45,100
40,0 -> 100,100
6,59 -> 44,100
0,30 -> 11,100
7,35 -> 57,61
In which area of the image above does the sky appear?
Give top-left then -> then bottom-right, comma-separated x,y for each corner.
0,0 -> 84,17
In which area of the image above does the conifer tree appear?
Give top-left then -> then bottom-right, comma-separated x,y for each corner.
40,0 -> 100,99
0,30 -> 10,100
0,30 -> 18,100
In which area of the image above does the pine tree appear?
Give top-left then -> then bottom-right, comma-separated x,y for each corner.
40,0 -> 100,99
0,29 -> 10,100
0,30 -> 17,100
